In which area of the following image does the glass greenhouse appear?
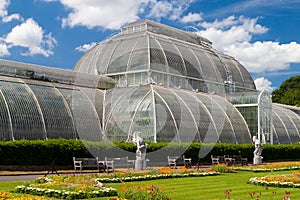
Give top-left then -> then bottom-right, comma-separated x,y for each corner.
0,20 -> 299,144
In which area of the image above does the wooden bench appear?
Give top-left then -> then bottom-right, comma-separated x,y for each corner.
167,155 -> 192,168
104,156 -> 135,172
210,155 -> 247,166
73,157 -> 99,173
211,155 -> 220,165
231,155 -> 248,166
167,156 -> 177,168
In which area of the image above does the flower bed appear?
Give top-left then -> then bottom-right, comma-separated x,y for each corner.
14,175 -> 117,199
114,183 -> 174,200
249,172 -> 300,188
234,161 -> 300,172
96,171 -> 219,183
0,191 -> 48,200
211,164 -> 236,173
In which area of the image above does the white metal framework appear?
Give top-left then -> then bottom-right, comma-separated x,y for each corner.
0,20 -> 299,144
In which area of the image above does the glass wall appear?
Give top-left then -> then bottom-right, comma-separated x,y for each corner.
0,81 -> 45,140
258,91 -> 272,144
228,90 -> 272,144
103,85 -> 251,143
272,104 -> 300,144
0,76 -> 104,141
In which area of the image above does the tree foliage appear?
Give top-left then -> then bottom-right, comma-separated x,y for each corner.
272,75 -> 300,107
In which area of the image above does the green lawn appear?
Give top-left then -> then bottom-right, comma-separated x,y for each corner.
1,171 -> 299,199
0,181 -> 24,192
106,171 -> 299,200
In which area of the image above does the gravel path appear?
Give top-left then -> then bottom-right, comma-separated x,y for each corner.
0,174 -> 44,182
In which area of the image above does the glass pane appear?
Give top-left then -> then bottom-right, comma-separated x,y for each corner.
97,40 -> 119,74
0,92 -> 12,140
128,36 -> 149,71
193,49 -> 220,82
272,108 -> 291,144
172,89 -> 201,142
273,105 -> 299,143
210,54 -> 227,82
107,37 -> 138,73
223,58 -> 244,87
271,124 -> 280,144
176,44 -> 202,79
29,85 -> 75,139
0,82 -> 44,140
154,92 -> 177,142
157,39 -> 186,75
59,88 -> 102,141
151,72 -> 168,87
105,87 -> 149,142
237,107 -> 258,137
131,93 -> 155,141
234,60 -> 255,89
149,44 -> 168,72
81,88 -> 104,129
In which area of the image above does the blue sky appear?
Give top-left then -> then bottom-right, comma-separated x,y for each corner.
0,0 -> 300,92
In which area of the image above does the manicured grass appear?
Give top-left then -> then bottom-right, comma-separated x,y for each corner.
0,181 -> 23,192
107,171 -> 300,200
1,171 -> 300,199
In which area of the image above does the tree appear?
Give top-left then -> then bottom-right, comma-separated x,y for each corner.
272,75 -> 300,107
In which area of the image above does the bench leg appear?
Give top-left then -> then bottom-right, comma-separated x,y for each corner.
98,164 -> 106,173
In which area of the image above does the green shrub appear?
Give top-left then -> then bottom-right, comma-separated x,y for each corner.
0,139 -> 300,166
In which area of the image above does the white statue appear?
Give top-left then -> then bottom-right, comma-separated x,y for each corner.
253,136 -> 263,165
132,131 -> 147,170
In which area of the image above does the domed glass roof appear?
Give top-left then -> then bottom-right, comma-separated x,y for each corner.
74,20 -> 256,94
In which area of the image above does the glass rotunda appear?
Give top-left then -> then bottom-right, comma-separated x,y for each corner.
0,20 -> 299,144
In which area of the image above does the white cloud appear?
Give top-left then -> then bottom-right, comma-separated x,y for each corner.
181,12 -> 202,23
225,41 -> 300,73
209,0 -> 300,18
147,1 -> 173,19
199,26 -> 252,52
0,41 -> 10,57
50,0 -> 195,30
60,0 -> 151,30
147,0 -> 193,21
198,16 -> 300,73
201,16 -> 238,29
2,13 -> 23,23
0,0 -> 8,17
5,18 -> 57,57
199,16 -> 268,50
254,77 -> 275,92
75,42 -> 96,52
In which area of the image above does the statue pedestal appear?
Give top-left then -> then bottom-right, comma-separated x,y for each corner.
135,158 -> 146,170
253,156 -> 262,165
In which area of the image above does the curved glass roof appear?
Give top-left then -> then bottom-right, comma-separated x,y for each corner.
0,75 -> 105,141
74,20 -> 256,93
0,59 -> 115,89
104,85 -> 252,144
272,104 -> 300,144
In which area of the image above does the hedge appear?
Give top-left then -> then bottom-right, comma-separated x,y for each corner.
0,139 -> 299,166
